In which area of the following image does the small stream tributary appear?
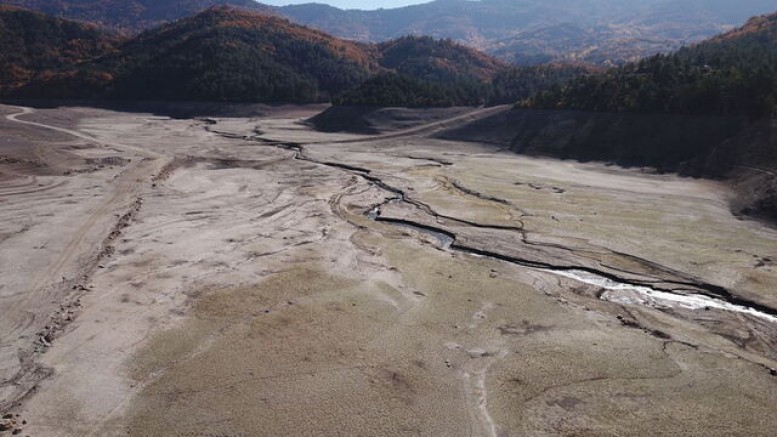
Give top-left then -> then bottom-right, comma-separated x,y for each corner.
367,205 -> 777,326
220,129 -> 777,329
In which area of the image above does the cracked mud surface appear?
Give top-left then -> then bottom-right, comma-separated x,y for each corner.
1,104 -> 776,436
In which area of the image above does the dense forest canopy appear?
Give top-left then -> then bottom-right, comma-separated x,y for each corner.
523,12 -> 777,118
5,6 -> 574,104
377,36 -> 505,83
14,7 -> 377,101
331,35 -> 589,108
2,0 -> 776,67
334,65 -> 591,107
95,7 -> 375,102
2,4 -> 776,113
333,74 -> 486,107
0,0 -> 275,31
0,6 -> 119,94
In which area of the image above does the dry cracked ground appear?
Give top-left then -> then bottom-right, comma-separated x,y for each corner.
0,103 -> 776,436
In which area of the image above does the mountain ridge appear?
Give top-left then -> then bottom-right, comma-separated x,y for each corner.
523,11 -> 777,117
3,0 -> 777,65
0,0 -> 275,31
16,6 -> 375,101
4,6 -> 512,103
276,0 -> 777,65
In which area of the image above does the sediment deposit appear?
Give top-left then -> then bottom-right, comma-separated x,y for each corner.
1,103 -> 775,436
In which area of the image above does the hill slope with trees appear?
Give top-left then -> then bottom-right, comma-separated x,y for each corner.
524,12 -> 777,119
0,0 -> 274,31
4,0 -> 776,65
440,11 -> 777,222
0,5 -> 120,94
330,35 -> 569,108
277,0 -> 777,66
334,65 -> 590,108
377,36 -> 505,83
7,7 -> 535,104
15,7 -> 378,102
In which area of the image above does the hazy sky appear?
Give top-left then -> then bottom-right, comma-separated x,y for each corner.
261,1 -> 432,9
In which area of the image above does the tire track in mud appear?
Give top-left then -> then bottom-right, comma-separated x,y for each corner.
4,106 -> 162,158
0,179 -> 69,197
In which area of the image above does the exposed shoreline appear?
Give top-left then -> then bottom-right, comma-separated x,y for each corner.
1,103 -> 775,436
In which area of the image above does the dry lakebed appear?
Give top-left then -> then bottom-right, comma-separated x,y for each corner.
0,103 -> 776,436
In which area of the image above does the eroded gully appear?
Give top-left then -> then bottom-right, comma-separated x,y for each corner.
207,125 -> 777,353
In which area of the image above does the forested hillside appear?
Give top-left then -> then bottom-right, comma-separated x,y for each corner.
333,36 -> 574,108
9,4 -> 773,113
0,5 -> 119,94
16,7 -> 377,102
377,36 -> 504,83
524,12 -> 777,118
4,0 -> 776,65
8,6 -> 556,105
439,11 -> 777,221
333,74 -> 485,108
335,65 -> 590,107
278,0 -> 776,66
0,0 -> 273,31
